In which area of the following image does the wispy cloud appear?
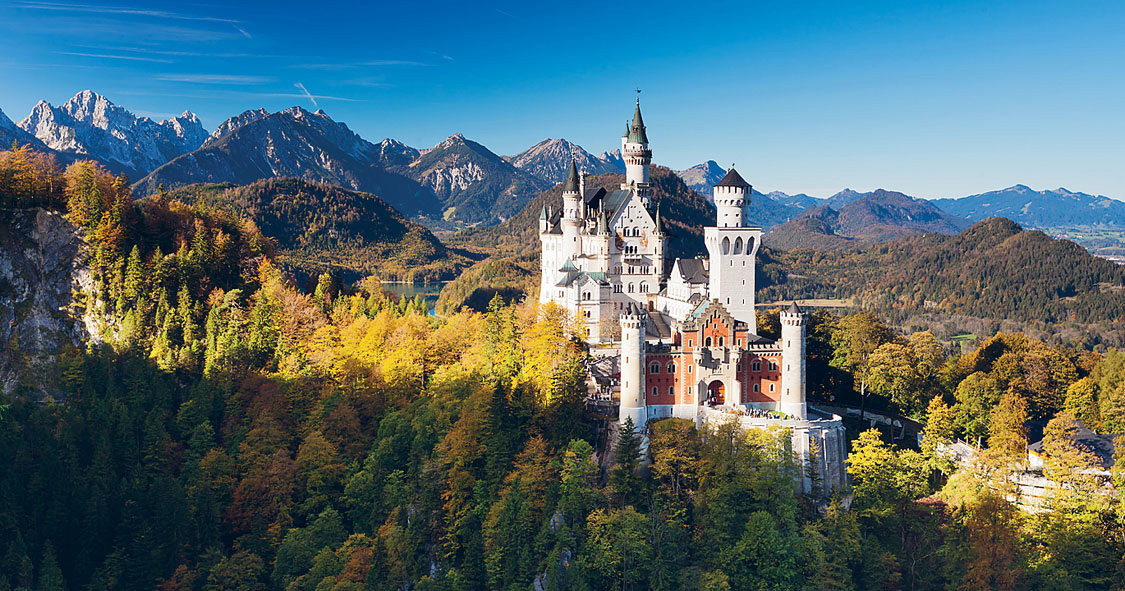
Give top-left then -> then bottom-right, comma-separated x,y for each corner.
290,59 -> 429,70
18,1 -> 241,23
234,25 -> 251,39
294,82 -> 318,107
58,51 -> 173,63
158,74 -> 273,85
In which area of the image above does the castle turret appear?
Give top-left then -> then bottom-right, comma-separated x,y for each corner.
619,304 -> 647,429
779,302 -> 807,420
704,167 -> 762,328
621,98 -> 652,202
714,166 -> 749,228
561,160 -> 583,261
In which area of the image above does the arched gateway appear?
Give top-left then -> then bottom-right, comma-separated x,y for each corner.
707,380 -> 725,405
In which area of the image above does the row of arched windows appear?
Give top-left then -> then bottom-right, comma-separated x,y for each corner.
720,236 -> 754,255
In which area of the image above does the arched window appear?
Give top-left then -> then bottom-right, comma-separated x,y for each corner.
704,336 -> 712,347
650,362 -> 660,374
652,386 -> 658,396
721,236 -> 730,254
746,236 -> 754,254
734,236 -> 743,254
718,336 -> 725,346
753,383 -> 760,393
628,283 -> 635,293
667,362 -> 675,373
752,360 -> 761,372
668,386 -> 675,396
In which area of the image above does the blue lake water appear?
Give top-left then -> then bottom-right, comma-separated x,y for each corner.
379,282 -> 445,315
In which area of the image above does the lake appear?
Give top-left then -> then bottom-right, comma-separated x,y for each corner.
379,282 -> 445,315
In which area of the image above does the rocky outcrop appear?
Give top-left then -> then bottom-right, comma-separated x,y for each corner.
0,208 -> 94,394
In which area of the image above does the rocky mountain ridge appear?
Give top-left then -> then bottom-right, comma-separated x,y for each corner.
506,138 -> 623,183
18,90 -> 207,178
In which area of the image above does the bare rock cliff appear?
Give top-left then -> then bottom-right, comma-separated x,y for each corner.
0,208 -> 94,393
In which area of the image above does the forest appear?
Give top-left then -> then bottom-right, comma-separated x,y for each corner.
3,144 -> 1125,591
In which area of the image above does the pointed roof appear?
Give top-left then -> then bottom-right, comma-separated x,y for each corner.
627,99 -> 648,144
715,167 -> 750,188
539,205 -> 548,220
563,159 -> 579,192
654,202 -> 664,235
786,301 -> 802,314
596,204 -> 609,235
623,121 -> 630,138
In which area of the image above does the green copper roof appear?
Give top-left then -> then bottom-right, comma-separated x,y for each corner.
623,121 -> 630,138
539,205 -> 547,220
627,99 -> 648,144
563,159 -> 579,192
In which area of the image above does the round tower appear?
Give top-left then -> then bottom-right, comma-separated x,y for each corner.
622,98 -> 652,201
619,304 -> 648,429
714,166 -> 750,228
779,302 -> 807,420
561,160 -> 583,260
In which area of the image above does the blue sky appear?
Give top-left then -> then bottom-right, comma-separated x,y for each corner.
0,0 -> 1122,199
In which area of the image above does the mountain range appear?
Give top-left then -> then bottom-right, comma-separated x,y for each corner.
4,91 -> 1123,240
932,185 -> 1125,228
766,189 -> 973,250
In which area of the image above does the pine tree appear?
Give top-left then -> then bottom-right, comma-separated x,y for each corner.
609,417 -> 643,508
36,543 -> 64,591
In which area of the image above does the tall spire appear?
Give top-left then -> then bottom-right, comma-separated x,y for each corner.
563,159 -> 579,192
654,202 -> 664,235
627,99 -> 648,144
596,203 -> 609,235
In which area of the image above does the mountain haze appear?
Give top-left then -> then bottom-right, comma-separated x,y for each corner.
933,185 -> 1125,228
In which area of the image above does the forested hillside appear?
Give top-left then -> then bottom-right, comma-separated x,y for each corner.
164,179 -> 471,283
765,218 -> 1125,330
5,144 -> 1125,591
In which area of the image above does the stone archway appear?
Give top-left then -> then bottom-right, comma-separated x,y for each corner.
707,380 -> 725,405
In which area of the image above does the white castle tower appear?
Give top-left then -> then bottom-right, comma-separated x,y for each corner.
704,167 -> 762,330
779,302 -> 808,419
621,98 -> 653,204
619,304 -> 647,429
560,160 -> 583,261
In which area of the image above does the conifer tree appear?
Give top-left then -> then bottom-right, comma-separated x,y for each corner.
609,417 -> 643,508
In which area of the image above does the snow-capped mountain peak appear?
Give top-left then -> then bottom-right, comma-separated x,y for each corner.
507,137 -> 622,183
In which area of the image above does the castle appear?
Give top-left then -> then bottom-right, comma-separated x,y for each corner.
539,99 -> 846,493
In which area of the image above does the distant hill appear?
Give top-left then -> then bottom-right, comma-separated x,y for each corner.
932,185 -> 1125,228
824,188 -> 866,208
401,133 -> 550,227
18,90 -> 206,179
135,107 -> 439,217
164,178 -> 470,282
765,217 -> 1125,326
506,138 -> 622,183
767,189 -> 972,250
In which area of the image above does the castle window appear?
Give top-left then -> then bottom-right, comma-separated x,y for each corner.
668,362 -> 675,373
688,365 -> 693,373
734,237 -> 743,254
753,383 -> 760,393
721,236 -> 730,254
738,339 -> 743,347
705,337 -> 712,347
688,339 -> 693,347
628,283 -> 635,293
769,383 -> 776,393
769,361 -> 778,371
583,292 -> 590,300
650,362 -> 660,374
719,337 -> 725,346
640,283 -> 648,293
752,360 -> 761,372
669,386 -> 675,396
652,386 -> 658,396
